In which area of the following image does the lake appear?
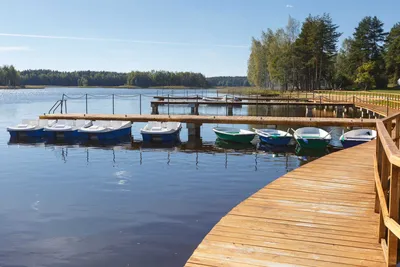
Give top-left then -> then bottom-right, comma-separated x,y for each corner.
0,88 -> 363,267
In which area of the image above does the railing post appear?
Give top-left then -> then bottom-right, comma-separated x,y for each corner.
396,117 -> 400,148
85,94 -> 88,114
256,95 -> 258,116
387,163 -> 399,266
61,94 -> 65,114
378,151 -> 389,241
375,134 -> 381,213
112,94 -> 115,114
387,96 -> 389,116
140,94 -> 142,115
167,94 -> 170,115
225,95 -> 228,116
64,100 -> 68,114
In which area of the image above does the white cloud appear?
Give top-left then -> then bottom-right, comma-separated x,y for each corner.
286,4 -> 294,8
0,33 -> 248,49
0,46 -> 31,52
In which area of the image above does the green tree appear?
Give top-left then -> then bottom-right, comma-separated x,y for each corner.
355,62 -> 376,90
385,22 -> 400,84
247,38 -> 268,87
348,16 -> 388,87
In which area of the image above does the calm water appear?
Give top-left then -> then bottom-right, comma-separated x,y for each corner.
0,88 -> 360,267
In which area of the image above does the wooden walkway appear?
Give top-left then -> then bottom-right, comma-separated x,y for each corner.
39,114 -> 377,127
185,141 -> 385,267
356,102 -> 397,117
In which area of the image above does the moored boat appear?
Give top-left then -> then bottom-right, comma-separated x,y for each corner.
292,127 -> 331,149
44,120 -> 92,140
140,121 -> 182,142
254,128 -> 292,146
78,120 -> 132,141
213,127 -> 255,143
340,129 -> 376,148
7,119 -> 53,139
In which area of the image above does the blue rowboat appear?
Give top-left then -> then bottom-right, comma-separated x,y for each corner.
7,119 -> 53,139
254,128 -> 292,146
44,120 -> 92,140
78,121 -> 132,141
340,129 -> 376,148
140,121 -> 182,142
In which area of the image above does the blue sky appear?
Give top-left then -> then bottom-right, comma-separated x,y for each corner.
0,0 -> 399,77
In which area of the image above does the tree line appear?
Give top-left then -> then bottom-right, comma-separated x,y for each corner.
206,76 -> 250,87
248,15 -> 400,90
0,68 -> 210,88
126,71 -> 207,88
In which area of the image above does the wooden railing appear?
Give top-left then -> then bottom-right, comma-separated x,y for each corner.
317,90 -> 400,110
375,112 -> 400,266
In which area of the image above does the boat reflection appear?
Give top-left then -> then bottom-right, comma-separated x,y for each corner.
8,137 -> 331,169
214,138 -> 256,151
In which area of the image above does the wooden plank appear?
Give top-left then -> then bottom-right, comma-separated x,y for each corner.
184,141 -> 385,267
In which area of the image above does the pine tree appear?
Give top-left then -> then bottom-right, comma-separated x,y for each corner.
385,23 -> 400,84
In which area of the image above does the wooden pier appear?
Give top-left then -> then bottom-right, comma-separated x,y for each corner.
185,141 -> 386,267
39,114 -> 377,127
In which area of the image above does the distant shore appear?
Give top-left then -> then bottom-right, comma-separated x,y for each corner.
0,85 -> 212,90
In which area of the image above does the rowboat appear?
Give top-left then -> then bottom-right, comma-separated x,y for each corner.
213,127 -> 256,143
7,119 -> 54,139
254,128 -> 292,146
44,120 -> 92,140
140,121 -> 182,142
292,127 -> 332,149
340,129 -> 376,148
78,121 -> 132,141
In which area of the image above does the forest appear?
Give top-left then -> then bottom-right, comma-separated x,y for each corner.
206,76 -> 249,87
247,15 -> 400,90
0,68 -> 209,88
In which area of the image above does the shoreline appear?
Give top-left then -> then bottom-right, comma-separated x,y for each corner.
0,85 -> 215,90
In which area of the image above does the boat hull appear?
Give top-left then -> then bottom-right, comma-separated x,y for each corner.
80,127 -> 132,141
295,138 -> 330,149
8,128 -> 43,139
44,130 -> 81,140
259,135 -> 292,146
341,139 -> 370,149
214,132 -> 255,143
141,129 -> 181,143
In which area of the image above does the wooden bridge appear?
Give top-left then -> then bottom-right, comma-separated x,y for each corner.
183,112 -> 400,267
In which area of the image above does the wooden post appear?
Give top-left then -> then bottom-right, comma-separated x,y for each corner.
375,135 -> 381,213
387,96 -> 389,116
85,94 -> 88,114
396,117 -> 400,148
139,94 -> 142,115
378,151 -> 389,240
168,94 -> 170,115
112,94 -> 115,114
256,95 -> 258,116
387,164 -> 399,266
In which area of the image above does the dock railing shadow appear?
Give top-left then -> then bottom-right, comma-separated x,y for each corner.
375,111 -> 400,266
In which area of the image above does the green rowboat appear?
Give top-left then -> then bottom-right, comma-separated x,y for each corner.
213,127 -> 256,144
292,127 -> 332,149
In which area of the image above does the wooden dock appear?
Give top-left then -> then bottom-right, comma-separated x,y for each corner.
150,100 -> 351,106
153,96 -> 311,102
39,114 -> 377,127
185,141 -> 385,267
